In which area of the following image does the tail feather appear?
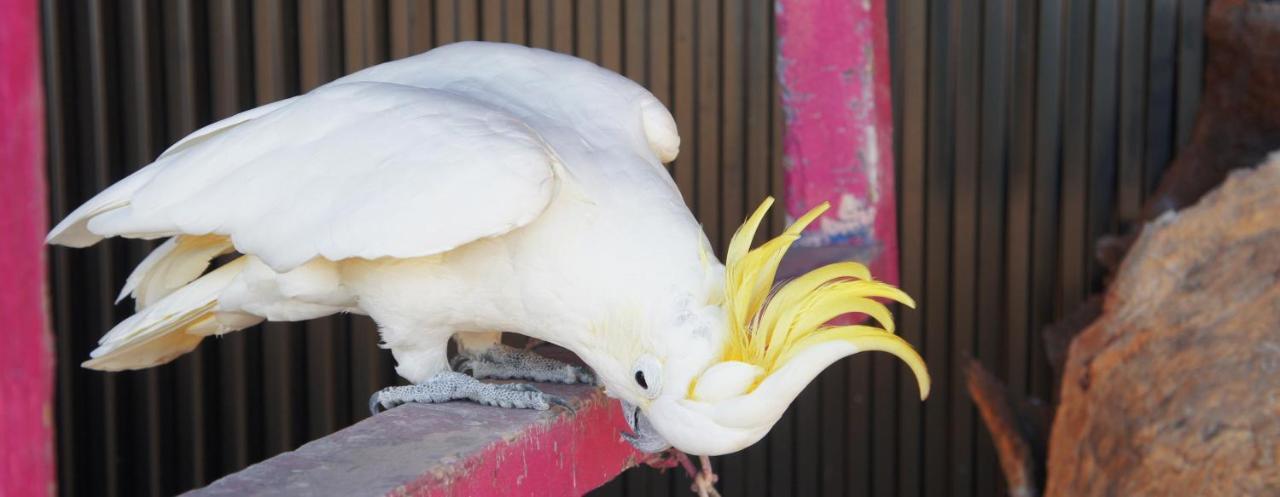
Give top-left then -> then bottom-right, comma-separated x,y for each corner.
117,234 -> 235,309
85,256 -> 261,371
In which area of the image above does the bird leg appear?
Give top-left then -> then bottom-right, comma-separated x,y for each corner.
451,342 -> 595,384
672,451 -> 721,497
368,371 -> 572,414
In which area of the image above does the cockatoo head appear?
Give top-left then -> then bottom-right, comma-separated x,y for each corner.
600,197 -> 931,456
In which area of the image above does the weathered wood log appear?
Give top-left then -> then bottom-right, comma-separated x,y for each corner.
966,360 -> 1050,497
1045,153 -> 1280,496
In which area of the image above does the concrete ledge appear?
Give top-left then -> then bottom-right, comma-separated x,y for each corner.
186,381 -> 640,496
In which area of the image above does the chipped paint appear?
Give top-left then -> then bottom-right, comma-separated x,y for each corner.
775,0 -> 899,283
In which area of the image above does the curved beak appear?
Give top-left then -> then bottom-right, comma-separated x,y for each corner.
620,400 -> 671,453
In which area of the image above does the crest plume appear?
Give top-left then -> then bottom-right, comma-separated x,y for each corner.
719,197 -> 930,399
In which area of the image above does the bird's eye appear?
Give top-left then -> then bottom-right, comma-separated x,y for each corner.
631,355 -> 663,399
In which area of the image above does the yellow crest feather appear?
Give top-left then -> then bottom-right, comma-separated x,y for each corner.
719,197 -> 930,400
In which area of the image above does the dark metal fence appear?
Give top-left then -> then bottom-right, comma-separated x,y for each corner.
40,0 -> 1204,495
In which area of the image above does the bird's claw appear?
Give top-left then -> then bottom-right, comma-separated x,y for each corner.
367,371 -> 570,413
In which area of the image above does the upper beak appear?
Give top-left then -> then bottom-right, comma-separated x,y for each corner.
620,400 -> 671,453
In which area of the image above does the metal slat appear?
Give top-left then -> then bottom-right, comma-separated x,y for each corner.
119,3 -> 166,494
600,0 -> 622,72
77,2 -> 122,494
252,0 -> 305,459
161,1 -> 213,488
949,0 -> 982,493
1087,0 -> 1121,287
1029,0 -> 1066,400
1003,0 -> 1037,404
893,0 -> 929,495
974,0 -> 1013,494
1147,0 -> 1180,200
1175,0 -> 1205,148
40,1 -> 78,494
921,0 -> 955,494
298,0 -> 346,441
576,0 -> 598,60
206,0 -> 257,475
670,0 -> 695,209
1117,0 -> 1150,225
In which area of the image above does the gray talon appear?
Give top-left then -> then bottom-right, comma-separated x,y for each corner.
368,371 -> 567,413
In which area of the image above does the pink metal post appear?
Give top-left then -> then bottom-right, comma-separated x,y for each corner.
776,0 -> 899,283
0,0 -> 54,495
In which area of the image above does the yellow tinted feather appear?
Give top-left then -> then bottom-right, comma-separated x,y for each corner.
716,197 -> 929,400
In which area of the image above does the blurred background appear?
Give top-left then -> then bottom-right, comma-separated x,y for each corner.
39,0 -> 1208,495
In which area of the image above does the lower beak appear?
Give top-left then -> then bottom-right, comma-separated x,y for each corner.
620,400 -> 671,453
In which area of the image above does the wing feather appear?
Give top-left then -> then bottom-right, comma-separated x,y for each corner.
53,82 -> 559,272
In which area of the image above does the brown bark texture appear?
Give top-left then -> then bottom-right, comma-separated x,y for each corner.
1044,154 -> 1280,497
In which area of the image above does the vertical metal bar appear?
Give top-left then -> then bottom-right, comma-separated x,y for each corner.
1174,0 -> 1204,148
207,0 -> 256,476
1117,0 -> 1149,225
974,0 -> 1013,494
39,1 -> 78,494
695,0 -> 721,249
456,0 -> 479,40
505,0 -> 526,45
80,1 -> 122,494
670,0 -> 695,210
551,0 -> 573,53
480,0 -> 503,40
1145,0 -> 1178,197
599,0 -> 622,72
162,0 -> 211,488
950,0 -> 981,494
921,0 -> 955,493
297,0 -> 345,440
119,2 -> 166,494
528,0 -> 551,48
435,0 -> 458,44
253,0 -> 303,458
1030,0 -> 1065,400
894,0 -> 928,495
576,0 -> 598,60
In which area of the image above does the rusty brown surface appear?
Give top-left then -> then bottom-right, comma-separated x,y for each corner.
966,361 -> 1040,497
1045,154 -> 1280,497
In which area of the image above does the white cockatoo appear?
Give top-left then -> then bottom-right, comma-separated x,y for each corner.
47,42 -> 929,457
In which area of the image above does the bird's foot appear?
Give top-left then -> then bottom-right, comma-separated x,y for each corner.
368,371 -> 572,414
451,343 -> 595,384
674,451 -> 721,497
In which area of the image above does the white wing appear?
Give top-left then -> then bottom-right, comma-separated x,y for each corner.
48,81 -> 559,272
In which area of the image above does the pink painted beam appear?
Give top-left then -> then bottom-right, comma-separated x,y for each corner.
775,0 -> 899,284
188,375 -> 641,496
0,0 -> 54,495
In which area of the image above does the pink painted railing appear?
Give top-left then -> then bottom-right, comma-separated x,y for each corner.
776,0 -> 899,284
187,352 -> 642,497
0,0 -> 54,495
